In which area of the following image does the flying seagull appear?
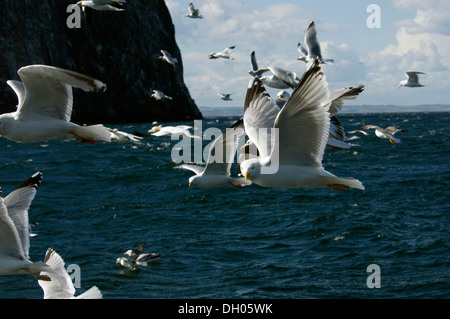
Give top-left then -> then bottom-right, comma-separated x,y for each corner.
1,65 -> 111,144
297,21 -> 334,64
208,46 -> 236,60
158,50 -> 178,67
186,2 -> 202,19
38,248 -> 103,299
354,125 -> 406,144
178,119 -> 251,189
239,59 -> 364,191
398,71 -> 425,88
0,172 -> 55,282
219,93 -> 232,101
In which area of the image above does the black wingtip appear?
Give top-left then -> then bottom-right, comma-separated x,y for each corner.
15,172 -> 43,191
244,77 -> 270,112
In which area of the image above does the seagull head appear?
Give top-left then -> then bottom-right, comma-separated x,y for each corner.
277,90 -> 290,100
240,159 -> 260,181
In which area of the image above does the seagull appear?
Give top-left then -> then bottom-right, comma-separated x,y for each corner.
248,51 -> 299,89
76,0 -> 126,14
0,65 -> 111,144
178,119 -> 252,189
151,90 -> 173,101
186,2 -> 202,19
107,127 -> 143,143
151,125 -> 200,139
38,248 -> 103,299
354,125 -> 406,144
116,243 -> 161,271
0,172 -> 54,281
398,71 -> 425,88
208,46 -> 236,60
274,90 -> 290,108
219,93 -> 232,101
297,21 -> 334,64
158,50 -> 178,67
239,59 -> 364,191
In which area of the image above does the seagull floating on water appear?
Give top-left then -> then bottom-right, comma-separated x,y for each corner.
116,243 -> 161,271
186,2 -> 202,19
239,59 -> 364,191
0,65 -> 111,144
178,119 -> 251,189
208,46 -> 236,60
297,21 -> 334,64
0,172 -> 55,282
398,71 -> 425,88
158,50 -> 178,67
38,248 -> 103,299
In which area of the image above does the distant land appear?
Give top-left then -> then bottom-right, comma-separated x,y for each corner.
200,104 -> 450,117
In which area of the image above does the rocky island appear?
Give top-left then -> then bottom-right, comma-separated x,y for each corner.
0,0 -> 202,124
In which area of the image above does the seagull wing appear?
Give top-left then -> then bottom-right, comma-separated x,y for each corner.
203,118 -> 245,176
129,242 -> 146,261
178,164 -> 205,175
297,42 -> 308,56
3,172 -> 42,260
0,195 -> 26,260
304,21 -> 323,60
6,80 -> 26,109
250,51 -> 259,71
16,65 -> 106,121
268,66 -> 296,89
39,248 -> 76,299
243,77 -> 281,162
405,71 -> 424,83
328,84 -> 365,116
273,59 -> 330,167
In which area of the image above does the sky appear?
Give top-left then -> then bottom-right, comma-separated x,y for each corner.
165,0 -> 450,111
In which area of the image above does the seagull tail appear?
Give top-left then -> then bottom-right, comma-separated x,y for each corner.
75,286 -> 103,299
71,124 -> 112,144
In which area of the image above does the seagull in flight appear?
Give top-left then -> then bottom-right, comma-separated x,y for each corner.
219,93 -> 232,101
297,21 -> 334,64
398,71 -> 425,88
0,172 -> 55,282
186,2 -> 202,19
353,125 -> 406,144
158,50 -> 178,67
208,46 -> 236,60
0,65 -> 111,144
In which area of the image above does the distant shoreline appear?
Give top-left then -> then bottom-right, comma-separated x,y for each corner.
200,105 -> 450,117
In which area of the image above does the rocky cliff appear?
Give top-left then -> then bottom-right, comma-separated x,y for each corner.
0,0 -> 202,124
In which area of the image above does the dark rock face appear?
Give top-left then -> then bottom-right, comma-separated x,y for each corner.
0,0 -> 202,124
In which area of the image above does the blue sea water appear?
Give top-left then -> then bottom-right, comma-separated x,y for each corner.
0,111 -> 449,299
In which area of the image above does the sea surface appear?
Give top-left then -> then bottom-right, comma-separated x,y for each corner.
0,111 -> 449,299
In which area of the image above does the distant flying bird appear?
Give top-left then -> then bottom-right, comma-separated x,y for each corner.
398,71 -> 425,88
38,248 -> 103,299
0,172 -> 54,282
297,21 -> 334,64
208,46 -> 236,60
151,125 -> 200,139
0,65 -> 111,144
248,51 -> 299,89
116,243 -> 161,270
158,50 -> 178,67
186,2 -> 202,19
219,93 -> 232,101
151,90 -> 173,101
354,125 -> 406,144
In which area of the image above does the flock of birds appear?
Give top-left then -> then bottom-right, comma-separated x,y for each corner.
0,1 -> 423,299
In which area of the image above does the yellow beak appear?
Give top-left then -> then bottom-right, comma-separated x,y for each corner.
244,172 -> 249,180
189,182 -> 192,187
